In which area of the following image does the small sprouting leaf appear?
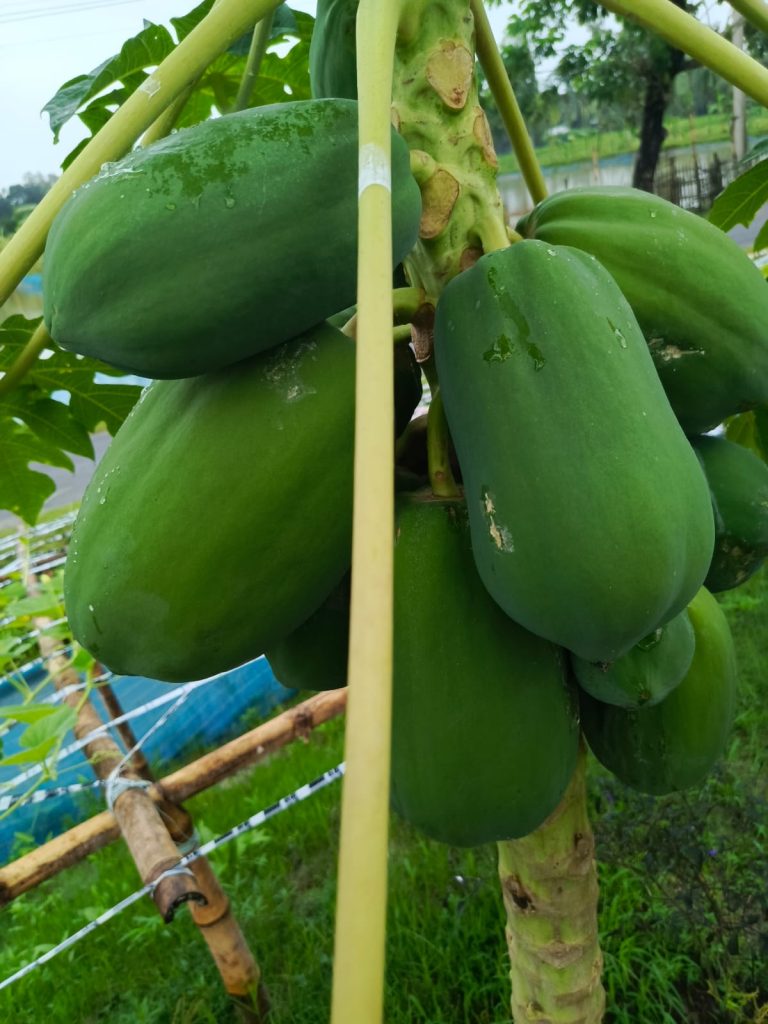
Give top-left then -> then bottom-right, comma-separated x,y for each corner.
19,706 -> 76,750
1,704 -> 61,725
709,160 -> 768,233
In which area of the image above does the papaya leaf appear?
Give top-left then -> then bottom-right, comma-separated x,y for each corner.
3,394 -> 94,460
42,22 -> 176,142
0,420 -> 73,525
709,159 -> 768,232
68,381 -> 142,436
724,410 -> 768,463
753,218 -> 768,253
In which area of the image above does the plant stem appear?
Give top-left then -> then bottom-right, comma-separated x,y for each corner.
426,389 -> 460,497
470,0 -> 547,205
329,2 -> 403,1023
497,745 -> 605,1024
392,286 -> 425,323
0,323 -> 51,399
729,0 -> 768,37
233,11 -> 276,112
0,0 -> 280,310
597,0 -> 768,106
392,0 -> 509,303
140,85 -> 195,147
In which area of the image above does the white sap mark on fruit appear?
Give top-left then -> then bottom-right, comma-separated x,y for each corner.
165,202 -> 176,211
88,604 -> 94,612
546,248 -> 557,257
140,75 -> 162,98
657,344 -> 704,362
481,486 -> 514,553
264,340 -> 318,402
650,211 -> 657,218
224,196 -> 236,209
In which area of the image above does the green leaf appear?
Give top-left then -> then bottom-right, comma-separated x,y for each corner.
709,160 -> 768,232
0,705 -> 61,725
4,394 -> 94,460
42,22 -> 176,142
68,381 -> 142,436
753,218 -> 768,253
0,738 -> 58,767
171,0 -> 214,43
5,594 -> 63,618
0,420 -> 73,525
19,706 -> 76,750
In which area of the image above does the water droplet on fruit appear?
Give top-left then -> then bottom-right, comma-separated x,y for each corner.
165,202 -> 176,211
650,211 -> 657,219
224,196 -> 235,209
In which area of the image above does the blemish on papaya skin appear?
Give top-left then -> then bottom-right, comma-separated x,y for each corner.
649,339 -> 705,362
481,486 -> 514,552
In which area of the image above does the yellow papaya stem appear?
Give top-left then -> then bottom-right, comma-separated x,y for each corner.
329,2 -> 403,1023
0,323 -> 51,399
470,0 -> 547,205
497,746 -> 605,1024
426,388 -> 460,497
233,10 -> 276,112
596,0 -> 768,106
0,0 -> 280,310
729,0 -> 768,37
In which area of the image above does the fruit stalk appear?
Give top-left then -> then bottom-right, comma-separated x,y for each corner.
497,747 -> 605,1024
470,0 -> 547,205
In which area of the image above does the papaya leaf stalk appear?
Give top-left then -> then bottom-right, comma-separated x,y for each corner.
470,0 -> 547,205
329,2 -> 404,1022
426,388 -> 460,497
596,0 -> 768,106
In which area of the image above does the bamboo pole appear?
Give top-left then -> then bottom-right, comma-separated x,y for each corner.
0,688 -> 348,904
25,573 -> 266,1013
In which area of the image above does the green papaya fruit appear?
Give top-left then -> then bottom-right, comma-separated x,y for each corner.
44,99 -> 421,379
434,240 -> 714,663
391,493 -> 580,847
691,434 -> 768,592
571,608 -> 695,709
64,323 -> 355,683
266,574 -> 350,692
517,187 -> 768,434
309,0 -> 358,100
580,588 -> 737,795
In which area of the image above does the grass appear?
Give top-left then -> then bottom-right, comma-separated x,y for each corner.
0,570 -> 765,1023
496,109 -> 768,175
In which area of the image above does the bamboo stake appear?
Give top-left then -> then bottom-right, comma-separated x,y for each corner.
596,0 -> 768,107
24,574 -> 267,1013
24,577 -> 202,919
0,689 -> 348,904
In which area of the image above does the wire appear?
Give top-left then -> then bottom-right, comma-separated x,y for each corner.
0,0 -> 144,25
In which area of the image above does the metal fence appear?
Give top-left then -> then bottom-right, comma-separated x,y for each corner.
653,152 -> 740,212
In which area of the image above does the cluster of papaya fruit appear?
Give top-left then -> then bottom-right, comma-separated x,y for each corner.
47,51 -> 768,850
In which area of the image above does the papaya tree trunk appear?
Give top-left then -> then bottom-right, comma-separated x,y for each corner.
497,746 -> 605,1023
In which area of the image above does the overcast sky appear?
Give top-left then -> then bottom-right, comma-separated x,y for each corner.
0,0 -> 535,189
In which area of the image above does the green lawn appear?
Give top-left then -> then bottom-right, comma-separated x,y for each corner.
0,569 -> 766,1023
497,110 -> 768,175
